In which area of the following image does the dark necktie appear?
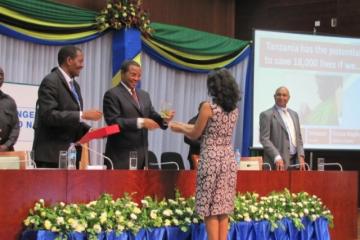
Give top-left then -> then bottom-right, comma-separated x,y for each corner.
131,88 -> 139,107
70,80 -> 80,104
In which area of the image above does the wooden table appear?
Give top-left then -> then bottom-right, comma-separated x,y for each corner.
0,170 -> 357,240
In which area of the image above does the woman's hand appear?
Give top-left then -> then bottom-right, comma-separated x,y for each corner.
169,121 -> 184,133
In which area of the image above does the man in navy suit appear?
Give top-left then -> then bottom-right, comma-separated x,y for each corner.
33,46 -> 102,168
259,86 -> 305,171
103,60 -> 174,169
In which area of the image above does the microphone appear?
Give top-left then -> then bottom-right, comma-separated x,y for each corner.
76,143 -> 114,170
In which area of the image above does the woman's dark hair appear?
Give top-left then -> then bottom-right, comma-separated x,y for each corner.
207,68 -> 240,112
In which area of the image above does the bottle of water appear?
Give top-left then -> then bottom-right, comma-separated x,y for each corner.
235,148 -> 241,167
67,143 -> 77,170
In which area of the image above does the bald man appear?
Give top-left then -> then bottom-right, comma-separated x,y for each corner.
259,86 -> 305,170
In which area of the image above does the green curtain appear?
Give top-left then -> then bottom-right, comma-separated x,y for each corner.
150,22 -> 249,55
0,0 -> 97,24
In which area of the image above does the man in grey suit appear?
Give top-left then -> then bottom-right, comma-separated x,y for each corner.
103,60 -> 174,169
33,46 -> 102,168
259,86 -> 305,170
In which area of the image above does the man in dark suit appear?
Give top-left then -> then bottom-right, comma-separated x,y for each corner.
0,67 -> 19,151
33,46 -> 102,168
259,86 -> 305,171
103,60 -> 174,169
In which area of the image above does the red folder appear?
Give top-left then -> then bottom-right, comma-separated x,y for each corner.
78,124 -> 120,144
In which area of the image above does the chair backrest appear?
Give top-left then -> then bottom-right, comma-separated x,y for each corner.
239,156 -> 263,170
160,152 -> 185,170
0,151 -> 27,169
148,150 -> 159,169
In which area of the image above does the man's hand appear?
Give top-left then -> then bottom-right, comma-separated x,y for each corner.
275,159 -> 285,171
143,118 -> 160,130
0,145 -> 8,152
82,109 -> 103,121
299,156 -> 306,171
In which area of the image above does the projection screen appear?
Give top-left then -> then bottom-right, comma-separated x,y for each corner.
253,29 -> 360,150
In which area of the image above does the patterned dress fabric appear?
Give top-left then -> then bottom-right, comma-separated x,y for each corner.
196,102 -> 239,217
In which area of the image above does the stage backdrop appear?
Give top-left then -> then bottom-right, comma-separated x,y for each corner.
0,32 -> 249,169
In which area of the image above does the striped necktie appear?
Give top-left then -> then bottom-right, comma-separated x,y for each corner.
131,88 -> 139,107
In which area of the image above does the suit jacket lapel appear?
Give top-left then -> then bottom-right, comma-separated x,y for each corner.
272,106 -> 287,132
119,84 -> 143,115
56,68 -> 81,109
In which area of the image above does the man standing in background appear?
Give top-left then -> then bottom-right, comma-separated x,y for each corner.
33,46 -> 102,168
0,67 -> 19,151
259,86 -> 305,170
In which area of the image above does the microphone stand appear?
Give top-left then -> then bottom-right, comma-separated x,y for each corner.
78,143 -> 114,170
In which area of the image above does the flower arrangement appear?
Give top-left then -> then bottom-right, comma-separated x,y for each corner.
23,189 -> 333,239
96,0 -> 153,36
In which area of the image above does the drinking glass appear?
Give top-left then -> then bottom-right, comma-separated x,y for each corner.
129,151 -> 138,170
317,157 -> 325,171
58,151 -> 68,169
159,100 -> 172,118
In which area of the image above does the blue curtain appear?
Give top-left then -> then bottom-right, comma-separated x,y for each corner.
21,217 -> 330,240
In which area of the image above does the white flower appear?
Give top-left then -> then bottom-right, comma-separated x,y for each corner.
150,210 -> 157,219
39,199 -> 45,205
75,223 -> 85,232
127,221 -> 134,228
250,205 -> 257,213
185,207 -> 193,215
89,212 -> 96,219
304,208 -> 309,215
93,224 -> 102,233
297,202 -> 303,207
100,212 -> 107,224
172,218 -> 179,225
34,203 -> 41,211
193,218 -> 199,224
44,220 -> 52,230
130,213 -> 137,220
56,217 -> 64,225
51,226 -> 59,232
168,199 -> 177,205
164,219 -> 171,226
175,209 -> 183,215
268,208 -> 274,213
60,202 -> 65,207
40,211 -> 46,217
67,218 -> 75,224
264,214 -> 269,220
117,224 -> 125,232
24,217 -> 30,226
133,207 -> 141,214
163,209 -> 173,216
141,199 -> 149,207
